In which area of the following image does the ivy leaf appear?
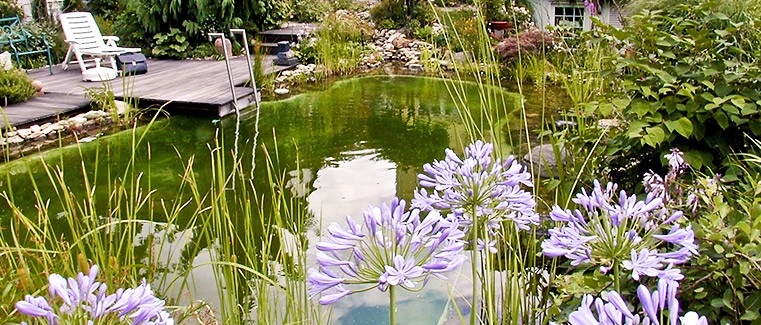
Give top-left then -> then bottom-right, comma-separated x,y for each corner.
665,117 -> 693,138
714,111 -> 729,129
642,126 -> 666,147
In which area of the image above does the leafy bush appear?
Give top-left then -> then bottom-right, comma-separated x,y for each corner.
151,28 -> 190,59
290,0 -> 332,22
680,143 -> 761,324
494,29 -> 554,61
370,0 -> 434,29
116,0 -> 287,56
0,0 -> 24,18
594,1 -> 761,172
0,69 -> 37,105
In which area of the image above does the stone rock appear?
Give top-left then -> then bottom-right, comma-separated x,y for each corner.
598,119 -> 620,129
523,144 -> 568,178
407,63 -> 424,71
82,110 -> 108,119
452,51 -> 472,63
7,135 -> 23,144
392,36 -> 411,49
17,129 -> 32,138
274,88 -> 290,95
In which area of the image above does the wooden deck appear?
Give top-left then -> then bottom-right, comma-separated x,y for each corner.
2,55 -> 288,129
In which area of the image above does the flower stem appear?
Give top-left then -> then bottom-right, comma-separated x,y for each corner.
390,285 -> 397,325
470,218 -> 480,325
613,261 -> 621,292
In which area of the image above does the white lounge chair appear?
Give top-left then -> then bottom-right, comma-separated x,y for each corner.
59,12 -> 141,73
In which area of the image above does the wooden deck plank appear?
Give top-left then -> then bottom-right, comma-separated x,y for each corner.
0,93 -> 90,128
2,55 -> 291,129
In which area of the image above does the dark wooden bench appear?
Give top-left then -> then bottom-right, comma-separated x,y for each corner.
0,16 -> 53,75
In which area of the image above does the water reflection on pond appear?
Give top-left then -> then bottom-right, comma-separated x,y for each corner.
0,75 -> 531,323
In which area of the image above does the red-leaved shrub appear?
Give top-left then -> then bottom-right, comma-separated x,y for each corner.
494,29 -> 555,61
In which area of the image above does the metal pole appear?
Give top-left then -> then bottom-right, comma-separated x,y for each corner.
208,32 -> 238,112
230,28 -> 260,109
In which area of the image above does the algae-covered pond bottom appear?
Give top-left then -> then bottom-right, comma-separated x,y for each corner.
0,75 -> 549,323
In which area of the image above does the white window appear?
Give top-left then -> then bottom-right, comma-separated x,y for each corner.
553,5 -> 585,29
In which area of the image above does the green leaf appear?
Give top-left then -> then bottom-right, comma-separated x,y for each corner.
630,99 -> 651,117
714,111 -> 729,129
715,244 -> 725,254
664,117 -> 693,138
628,120 -> 650,138
742,103 -> 758,116
742,311 -> 760,321
731,97 -> 747,109
598,103 -> 615,116
643,126 -> 666,147
612,98 -> 630,109
715,29 -> 730,37
738,221 -> 751,235
750,120 -> 761,135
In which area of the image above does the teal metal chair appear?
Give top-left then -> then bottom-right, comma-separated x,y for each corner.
0,16 -> 54,75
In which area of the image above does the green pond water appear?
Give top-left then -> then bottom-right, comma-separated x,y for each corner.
0,75 -> 536,323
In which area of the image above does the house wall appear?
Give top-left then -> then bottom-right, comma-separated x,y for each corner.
528,0 -> 625,31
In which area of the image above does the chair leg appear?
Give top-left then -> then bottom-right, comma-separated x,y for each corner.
62,45 -> 73,70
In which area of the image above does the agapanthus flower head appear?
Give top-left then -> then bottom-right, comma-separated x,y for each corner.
308,198 -> 467,304
664,149 -> 687,174
16,265 -> 173,325
412,140 -> 538,234
568,282 -> 707,325
541,180 -> 698,282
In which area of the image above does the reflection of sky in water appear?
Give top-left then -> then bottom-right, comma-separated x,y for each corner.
305,146 -> 474,324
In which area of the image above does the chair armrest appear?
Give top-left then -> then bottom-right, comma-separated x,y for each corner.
102,35 -> 120,47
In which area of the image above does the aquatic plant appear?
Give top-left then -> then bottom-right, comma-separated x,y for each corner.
541,179 -> 698,290
308,198 -> 467,323
15,265 -> 173,325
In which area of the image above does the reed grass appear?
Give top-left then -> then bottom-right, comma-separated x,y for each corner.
0,113 -> 321,324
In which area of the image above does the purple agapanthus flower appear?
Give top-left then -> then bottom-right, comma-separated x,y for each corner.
541,180 -> 698,282
15,265 -> 173,325
411,141 -> 538,234
568,281 -> 707,325
308,198 -> 467,304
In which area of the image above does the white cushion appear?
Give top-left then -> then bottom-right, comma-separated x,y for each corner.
82,67 -> 118,82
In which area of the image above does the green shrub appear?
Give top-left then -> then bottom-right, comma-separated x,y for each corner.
370,0 -> 434,29
0,69 -> 37,105
151,28 -> 190,59
115,0 -> 287,57
0,0 -> 24,18
682,142 -> 761,324
593,1 -> 761,174
290,0 -> 333,22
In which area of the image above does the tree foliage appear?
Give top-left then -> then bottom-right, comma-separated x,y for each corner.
120,0 -> 287,49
